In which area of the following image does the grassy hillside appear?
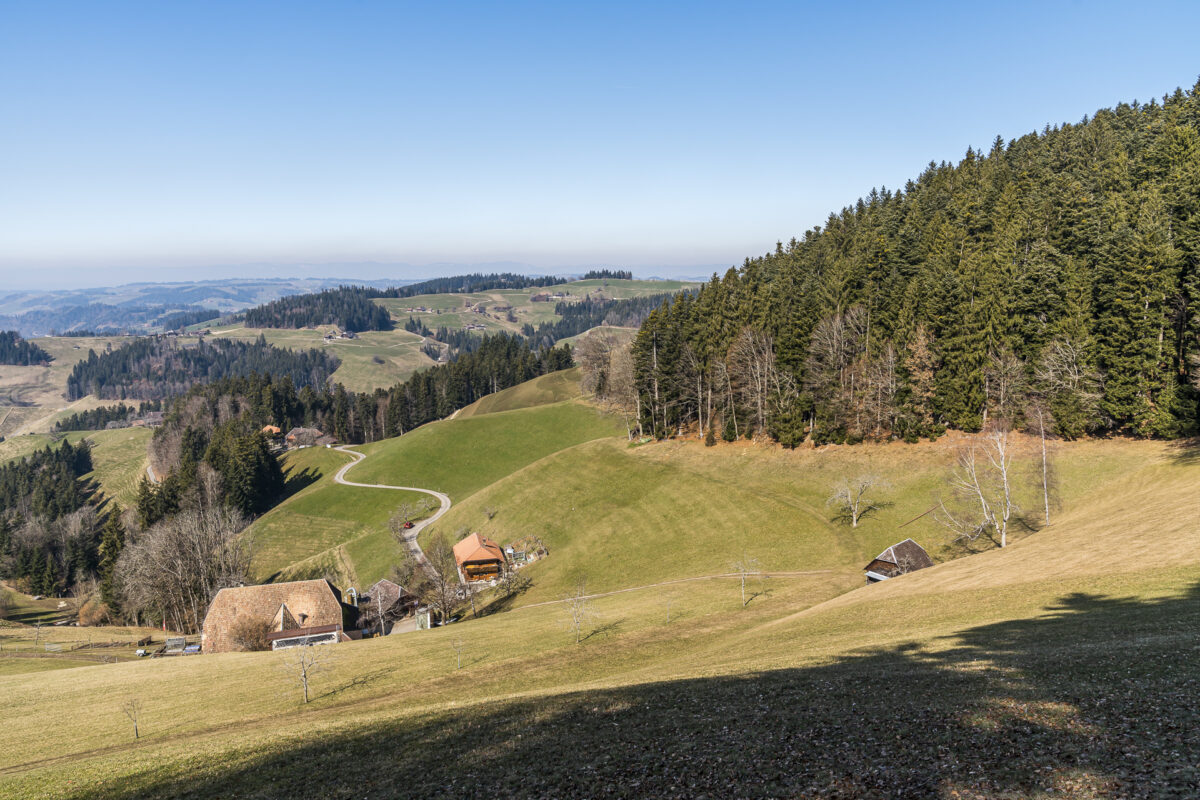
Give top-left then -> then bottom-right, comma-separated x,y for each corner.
200,279 -> 694,395
0,335 -> 132,437
243,396 -> 621,586
455,367 -> 582,418
0,435 -> 1194,798
243,446 -> 431,586
204,325 -> 436,393
0,426 -> 151,508
425,434 -> 1162,605
349,399 -> 623,501
375,278 -> 693,344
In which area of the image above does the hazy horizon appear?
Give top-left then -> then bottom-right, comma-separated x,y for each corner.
3,1 -> 1199,290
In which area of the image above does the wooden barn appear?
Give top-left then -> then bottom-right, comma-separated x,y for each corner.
453,533 -> 506,582
864,538 -> 934,583
359,579 -> 420,635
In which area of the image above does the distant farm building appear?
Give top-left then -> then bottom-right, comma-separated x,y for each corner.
453,533 -> 506,582
360,578 -> 420,635
286,427 -> 325,447
261,425 -> 282,436
864,539 -> 934,583
201,579 -> 357,653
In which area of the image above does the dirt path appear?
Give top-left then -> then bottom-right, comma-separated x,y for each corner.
332,445 -> 451,576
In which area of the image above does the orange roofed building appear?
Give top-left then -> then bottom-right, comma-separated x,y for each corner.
453,533 -> 506,582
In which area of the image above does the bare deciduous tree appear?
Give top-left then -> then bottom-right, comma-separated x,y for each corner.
601,342 -> 640,439
984,347 -> 1027,426
936,429 -> 1020,549
496,565 -> 531,599
730,554 -> 762,608
564,578 -> 594,644
826,474 -> 890,528
280,643 -> 330,704
727,328 -> 779,436
1036,336 -> 1102,429
393,532 -> 460,626
389,503 -> 416,536
1025,399 -> 1057,526
576,331 -> 617,397
121,697 -> 143,740
115,505 -> 251,633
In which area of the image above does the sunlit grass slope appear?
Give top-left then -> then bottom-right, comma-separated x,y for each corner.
427,434 -> 1163,604
454,367 -> 582,418
205,325 -> 435,393
349,399 -> 623,501
243,446 -> 429,586
0,426 -> 151,508
0,440 -> 1195,798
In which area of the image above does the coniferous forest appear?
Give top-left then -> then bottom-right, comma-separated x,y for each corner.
243,286 -> 393,331
53,401 -> 163,432
582,269 -> 634,280
633,86 -> 1200,445
0,440 -> 98,596
0,331 -> 51,365
366,272 -> 566,298
65,336 -> 341,401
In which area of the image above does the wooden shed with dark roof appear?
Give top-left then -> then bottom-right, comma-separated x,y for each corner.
201,579 -> 354,653
864,538 -> 934,583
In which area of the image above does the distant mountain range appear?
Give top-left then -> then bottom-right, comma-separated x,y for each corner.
0,277 -> 417,337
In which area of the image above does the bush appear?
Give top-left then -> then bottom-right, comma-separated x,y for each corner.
230,616 -> 274,652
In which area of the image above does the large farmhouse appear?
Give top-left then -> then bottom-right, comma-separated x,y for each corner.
201,579 -> 357,653
453,533 -> 506,582
864,539 -> 934,583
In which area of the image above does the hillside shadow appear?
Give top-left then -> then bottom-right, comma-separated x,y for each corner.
280,465 -> 322,499
1166,436 -> 1200,464
57,582 -> 1200,799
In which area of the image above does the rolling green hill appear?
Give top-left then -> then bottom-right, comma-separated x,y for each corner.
243,392 -> 622,587
454,367 -> 583,418
0,426 -> 151,508
348,399 -> 623,502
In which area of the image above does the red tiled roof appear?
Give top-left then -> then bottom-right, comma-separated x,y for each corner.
453,532 -> 505,565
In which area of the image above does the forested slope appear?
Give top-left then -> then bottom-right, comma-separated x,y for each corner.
634,84 -> 1200,444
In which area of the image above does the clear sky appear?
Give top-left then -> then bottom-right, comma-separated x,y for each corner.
1,0 -> 1198,289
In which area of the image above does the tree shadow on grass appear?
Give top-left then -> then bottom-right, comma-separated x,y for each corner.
280,466 -> 322,500
1166,437 -> 1200,465
580,618 -> 625,642
58,582 -> 1200,799
316,668 -> 390,702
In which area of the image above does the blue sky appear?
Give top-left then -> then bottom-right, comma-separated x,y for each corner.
1,1 -> 1198,288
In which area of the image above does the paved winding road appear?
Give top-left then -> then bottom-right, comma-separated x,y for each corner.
331,445 -> 451,576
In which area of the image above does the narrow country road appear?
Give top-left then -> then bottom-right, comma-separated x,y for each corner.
332,445 -> 451,577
